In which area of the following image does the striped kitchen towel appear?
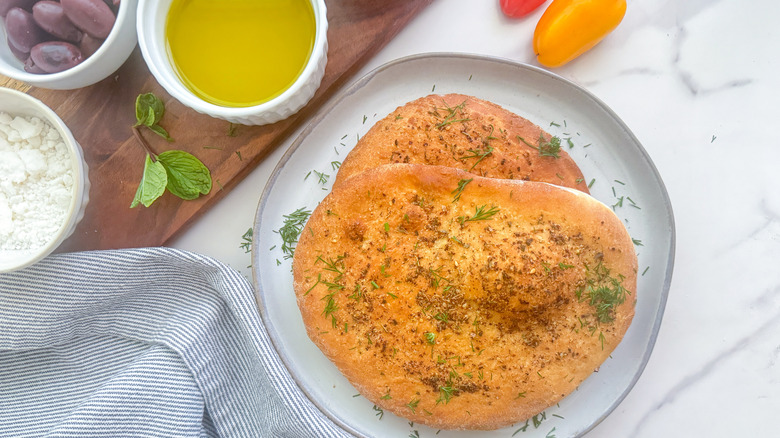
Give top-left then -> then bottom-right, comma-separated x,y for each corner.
0,247 -> 351,438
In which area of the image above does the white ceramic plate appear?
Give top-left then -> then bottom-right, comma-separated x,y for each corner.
252,53 -> 675,438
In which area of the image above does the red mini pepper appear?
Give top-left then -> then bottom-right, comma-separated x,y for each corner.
500,0 -> 547,18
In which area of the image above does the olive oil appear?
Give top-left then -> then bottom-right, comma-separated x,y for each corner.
166,0 -> 315,107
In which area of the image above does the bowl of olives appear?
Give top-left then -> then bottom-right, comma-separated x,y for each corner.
0,0 -> 137,89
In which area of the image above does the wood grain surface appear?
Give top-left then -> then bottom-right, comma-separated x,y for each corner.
1,0 -> 433,252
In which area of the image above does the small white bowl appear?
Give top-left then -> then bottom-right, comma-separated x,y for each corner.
0,0 -> 138,90
137,0 -> 328,126
0,88 -> 90,273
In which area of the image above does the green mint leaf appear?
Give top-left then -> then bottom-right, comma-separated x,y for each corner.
147,124 -> 172,141
130,154 -> 167,208
157,150 -> 212,200
143,107 -> 157,127
135,93 -> 165,126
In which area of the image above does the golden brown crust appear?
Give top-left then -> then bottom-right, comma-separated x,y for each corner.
293,164 -> 636,430
334,94 -> 590,193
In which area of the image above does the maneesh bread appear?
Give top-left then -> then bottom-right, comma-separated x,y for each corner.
333,94 -> 589,193
292,163 -> 637,430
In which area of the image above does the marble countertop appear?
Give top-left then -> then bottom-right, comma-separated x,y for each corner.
171,0 -> 780,436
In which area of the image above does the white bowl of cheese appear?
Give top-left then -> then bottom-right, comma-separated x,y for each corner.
0,87 -> 89,273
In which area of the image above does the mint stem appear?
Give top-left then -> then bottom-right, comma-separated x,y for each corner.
132,126 -> 157,160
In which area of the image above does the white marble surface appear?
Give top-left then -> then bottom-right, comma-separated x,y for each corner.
172,0 -> 780,436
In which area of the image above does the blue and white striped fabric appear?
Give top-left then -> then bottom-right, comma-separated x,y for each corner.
0,248 -> 351,438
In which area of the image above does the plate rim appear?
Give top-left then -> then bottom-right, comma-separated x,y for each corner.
252,52 -> 676,437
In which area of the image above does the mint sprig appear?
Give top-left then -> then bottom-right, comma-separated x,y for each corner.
134,93 -> 172,141
130,93 -> 212,208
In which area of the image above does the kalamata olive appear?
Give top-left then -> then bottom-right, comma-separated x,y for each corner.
5,7 -> 48,53
23,55 -> 46,73
78,32 -> 102,58
30,41 -> 83,73
0,0 -> 36,17
8,42 -> 27,61
102,0 -> 119,12
33,1 -> 83,43
61,0 -> 115,39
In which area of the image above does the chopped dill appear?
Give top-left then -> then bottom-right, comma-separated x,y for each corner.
451,178 -> 473,202
275,207 -> 311,259
532,411 -> 547,428
436,385 -> 457,405
373,405 -> 384,420
434,100 -> 470,128
461,145 -> 493,170
518,134 -> 562,158
458,204 -> 499,224
312,170 -> 329,185
239,227 -> 253,253
513,421 -> 530,435
577,261 -> 630,323
433,312 -> 449,323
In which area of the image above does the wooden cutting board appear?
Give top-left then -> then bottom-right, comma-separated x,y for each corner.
1,0 -> 433,252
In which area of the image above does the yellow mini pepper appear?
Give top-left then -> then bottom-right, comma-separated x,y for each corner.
533,0 -> 627,68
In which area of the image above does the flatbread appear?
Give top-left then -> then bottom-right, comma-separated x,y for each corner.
333,94 -> 589,193
293,163 -> 637,430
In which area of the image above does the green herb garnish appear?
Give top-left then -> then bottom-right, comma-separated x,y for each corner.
451,178 -> 473,203
434,100 -> 470,128
239,228 -> 253,253
458,204 -> 499,224
518,134 -> 562,158
227,122 -> 238,137
274,207 -> 311,259
130,154 -> 167,208
130,150 -> 212,207
433,312 -> 449,323
460,145 -> 493,170
436,385 -> 457,405
373,405 -> 384,420
130,94 -> 212,207
134,93 -> 172,141
577,262 -> 630,323
513,421 -> 530,435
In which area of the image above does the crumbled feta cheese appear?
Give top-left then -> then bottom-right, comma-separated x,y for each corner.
0,112 -> 74,251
